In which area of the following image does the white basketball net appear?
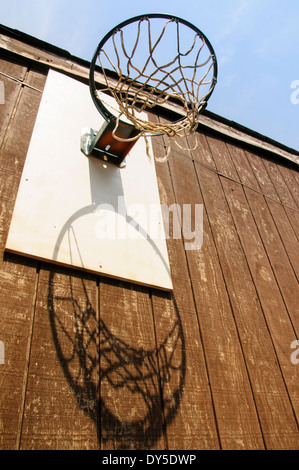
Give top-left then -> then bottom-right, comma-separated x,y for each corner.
94,17 -> 217,160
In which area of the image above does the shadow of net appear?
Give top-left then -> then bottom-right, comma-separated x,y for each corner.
48,272 -> 185,449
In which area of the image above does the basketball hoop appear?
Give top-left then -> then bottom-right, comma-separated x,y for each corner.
82,14 -> 218,166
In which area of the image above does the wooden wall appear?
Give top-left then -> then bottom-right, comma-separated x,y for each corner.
0,49 -> 298,450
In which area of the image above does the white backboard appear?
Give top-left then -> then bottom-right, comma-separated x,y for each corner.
6,70 -> 172,291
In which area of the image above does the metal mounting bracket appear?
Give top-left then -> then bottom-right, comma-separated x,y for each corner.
81,119 -> 140,168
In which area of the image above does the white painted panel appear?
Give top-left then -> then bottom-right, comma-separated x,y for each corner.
6,70 -> 172,291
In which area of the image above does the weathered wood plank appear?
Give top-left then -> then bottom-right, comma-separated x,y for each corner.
263,159 -> 298,210
245,150 -> 280,202
206,135 -> 240,181
0,68 -> 46,449
0,56 -> 27,80
222,177 -> 299,423
285,207 -> 299,240
19,267 -> 100,450
226,143 -> 260,191
167,149 -> 264,449
245,187 -> 299,337
151,290 -> 216,451
0,58 -> 26,151
0,71 -> 46,246
23,66 -> 46,91
277,165 -> 299,209
292,167 -> 299,187
99,278 -> 166,450
266,198 -> 299,280
165,141 -> 263,449
152,144 -> 220,450
195,163 -> 299,449
191,131 -> 217,169
0,255 -> 38,450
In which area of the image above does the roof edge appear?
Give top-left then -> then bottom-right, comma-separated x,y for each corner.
0,24 -> 89,68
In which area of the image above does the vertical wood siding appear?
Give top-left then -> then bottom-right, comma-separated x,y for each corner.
0,53 -> 298,450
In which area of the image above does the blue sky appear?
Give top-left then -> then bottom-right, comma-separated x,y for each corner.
1,0 -> 299,151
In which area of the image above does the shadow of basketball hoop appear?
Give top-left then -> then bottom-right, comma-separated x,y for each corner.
46,161 -> 185,449
48,271 -> 185,449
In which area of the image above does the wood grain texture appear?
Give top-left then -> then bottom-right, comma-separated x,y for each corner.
99,279 -> 166,450
245,150 -> 281,202
206,135 -> 240,181
153,142 -> 220,450
277,165 -> 299,208
226,143 -> 260,191
19,267 -> 100,450
0,59 -> 26,149
191,131 -> 216,169
245,187 -> 299,337
266,198 -> 299,280
0,67 -> 46,449
195,161 -> 299,449
222,178 -> 299,423
263,159 -> 298,210
164,144 -> 264,449
285,207 -> 299,240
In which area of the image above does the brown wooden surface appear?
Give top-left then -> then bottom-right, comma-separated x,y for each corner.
19,267 -> 100,450
99,279 -> 166,450
0,50 -> 299,450
152,139 -> 220,449
0,60 -> 47,449
168,148 -> 264,449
